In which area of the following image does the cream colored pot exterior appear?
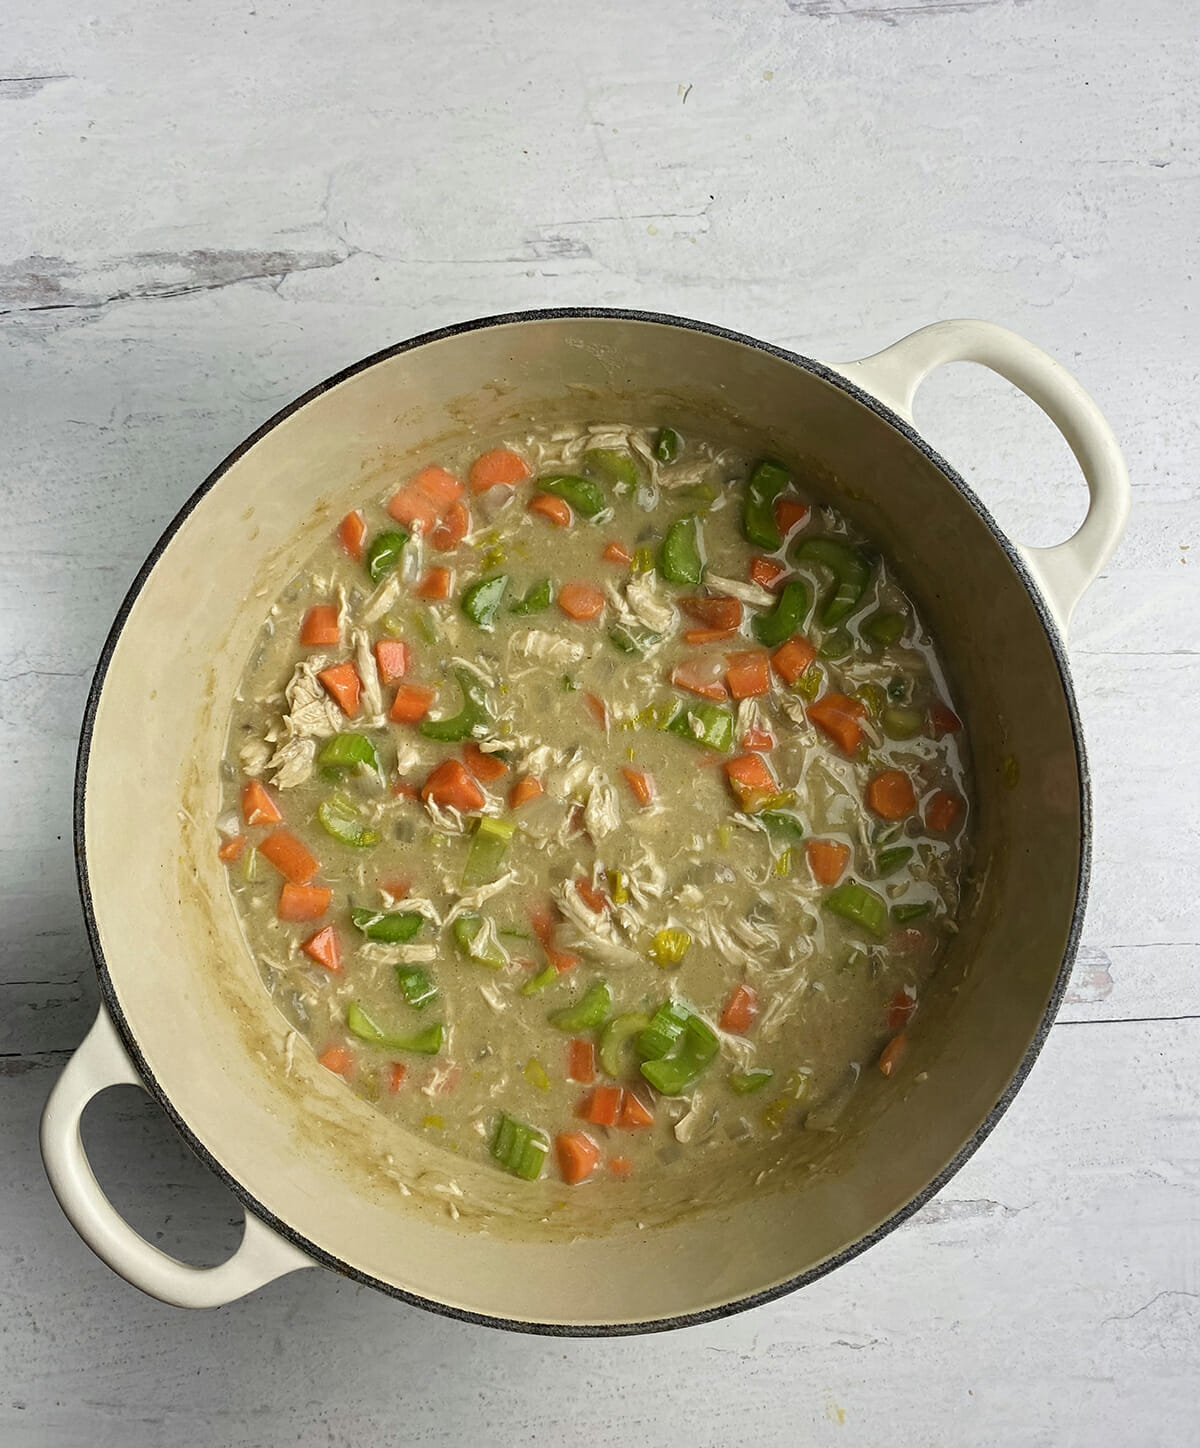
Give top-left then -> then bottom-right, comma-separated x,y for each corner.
41,314 -> 1128,1331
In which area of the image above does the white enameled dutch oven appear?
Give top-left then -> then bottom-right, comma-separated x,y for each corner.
41,312 -> 1128,1333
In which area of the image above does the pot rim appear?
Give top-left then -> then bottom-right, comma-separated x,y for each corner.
73,306 -> 1091,1335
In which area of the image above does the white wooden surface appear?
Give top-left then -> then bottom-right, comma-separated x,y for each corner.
3,0 -> 1197,1442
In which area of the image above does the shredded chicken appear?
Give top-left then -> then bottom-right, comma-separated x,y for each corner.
510,629 -> 586,667
352,628 -> 385,725
625,573 -> 677,634
360,942 -> 438,965
582,769 -> 620,840
702,573 -> 775,609
238,738 -> 271,776
360,572 -> 402,625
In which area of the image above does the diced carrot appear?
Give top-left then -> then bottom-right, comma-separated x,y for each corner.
558,582 -> 606,621
337,509 -> 366,561
556,1131 -> 601,1185
806,838 -> 851,886
278,882 -> 332,921
382,876 -> 412,900
241,778 -> 282,827
301,925 -> 342,974
575,875 -> 608,914
421,758 -> 486,812
576,1085 -> 623,1128
602,540 -> 632,565
583,691 -> 608,730
719,983 -> 759,1034
218,834 -> 247,863
317,662 -> 362,718
461,741 -> 508,783
742,726 -> 775,752
879,1032 -> 909,1078
775,497 -> 810,535
750,556 -> 787,589
622,767 -> 656,807
387,465 -> 464,534
318,1045 -> 353,1078
393,780 -> 420,800
866,769 -> 917,821
299,604 -> 340,646
771,635 -> 818,685
531,904 -> 579,973
430,498 -> 471,551
726,649 -> 770,700
723,753 -> 777,810
414,566 -> 452,600
387,1062 -> 408,1093
528,492 -> 572,527
389,683 -> 437,723
683,627 -> 739,646
887,988 -> 917,1033
807,692 -> 867,755
374,639 -> 410,686
681,595 -> 742,631
618,1092 -> 654,1130
509,775 -> 544,808
412,465 -> 463,510
670,658 -> 728,701
260,829 -> 320,885
929,702 -> 963,737
925,788 -> 964,832
567,1038 -> 596,1084
609,1155 -> 634,1179
469,447 -> 530,493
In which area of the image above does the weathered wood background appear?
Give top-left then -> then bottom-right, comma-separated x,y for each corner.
2,0 -> 1196,1443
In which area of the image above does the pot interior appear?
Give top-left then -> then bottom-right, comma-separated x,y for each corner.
81,314 -> 1083,1328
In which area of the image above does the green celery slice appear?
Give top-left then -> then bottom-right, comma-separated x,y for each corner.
350,908 -> 424,943
461,574 -> 510,629
658,514 -> 703,585
741,459 -> 790,549
345,1003 -> 444,1054
540,473 -> 606,517
549,979 -> 612,1031
824,879 -> 889,937
366,529 -> 409,584
419,666 -> 490,742
316,794 -> 378,848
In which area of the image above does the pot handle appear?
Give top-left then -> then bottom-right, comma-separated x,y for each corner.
40,1008 -> 315,1307
832,319 -> 1130,632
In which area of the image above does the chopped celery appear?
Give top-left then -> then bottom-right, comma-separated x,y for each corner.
510,578 -> 553,615
419,666 -> 490,742
461,816 -> 515,887
491,1113 -> 549,1180
380,612 -> 405,637
316,793 -> 378,848
751,579 -> 810,648
824,879 -> 889,938
412,609 -> 438,645
606,869 -> 630,905
773,847 -> 793,877
241,845 -> 261,883
640,1014 -> 720,1095
523,1057 -> 550,1092
350,907 -> 424,943
856,682 -> 886,719
636,1000 -> 692,1061
876,845 -> 914,877
461,573 -> 509,629
754,789 -> 797,814
365,529 -> 409,584
760,809 -> 805,840
317,733 -> 381,774
741,459 -> 790,550
583,448 -> 639,490
792,538 -> 872,626
631,545 -> 655,574
521,963 -> 558,996
665,701 -> 735,752
658,514 -> 703,585
549,979 -> 612,1031
599,1012 -> 652,1076
609,622 -> 662,655
648,928 -> 692,968
729,1067 -> 774,1095
882,705 -> 923,740
654,427 -> 682,463
452,914 -> 508,968
541,473 -> 606,517
345,1003 -> 444,1054
796,663 -> 823,701
862,610 -> 905,647
892,901 -> 932,923
819,628 -> 853,660
395,966 -> 438,1010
